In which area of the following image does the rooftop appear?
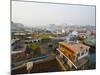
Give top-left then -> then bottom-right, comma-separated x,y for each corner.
11,58 -> 63,74
14,32 -> 26,35
11,50 -> 24,54
59,41 -> 90,52
11,39 -> 19,44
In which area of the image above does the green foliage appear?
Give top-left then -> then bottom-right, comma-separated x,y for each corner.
38,33 -> 56,39
28,43 -> 41,50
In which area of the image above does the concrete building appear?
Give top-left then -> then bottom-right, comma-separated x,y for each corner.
57,41 -> 90,69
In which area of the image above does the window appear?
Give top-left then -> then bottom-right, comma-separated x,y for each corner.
77,53 -> 80,57
86,49 -> 88,52
81,52 -> 84,56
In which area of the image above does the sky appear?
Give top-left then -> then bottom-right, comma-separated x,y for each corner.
12,1 -> 96,26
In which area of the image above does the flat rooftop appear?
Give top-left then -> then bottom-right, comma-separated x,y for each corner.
59,42 -> 90,52
11,39 -> 19,44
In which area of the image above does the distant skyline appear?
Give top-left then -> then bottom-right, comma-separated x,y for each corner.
12,1 -> 96,27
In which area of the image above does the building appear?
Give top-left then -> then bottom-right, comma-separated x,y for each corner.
84,36 -> 96,47
11,39 -> 20,51
69,30 -> 78,36
57,41 -> 90,69
11,57 -> 63,74
12,32 -> 26,40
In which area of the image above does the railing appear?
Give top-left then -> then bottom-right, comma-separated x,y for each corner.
30,54 -> 48,61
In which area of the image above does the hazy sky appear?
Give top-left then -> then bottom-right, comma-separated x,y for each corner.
12,1 -> 96,26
